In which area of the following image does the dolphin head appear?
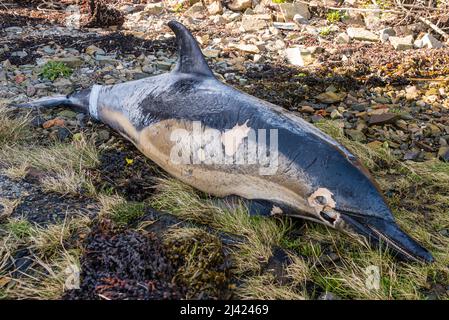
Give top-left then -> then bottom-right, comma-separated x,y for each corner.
300,141 -> 433,263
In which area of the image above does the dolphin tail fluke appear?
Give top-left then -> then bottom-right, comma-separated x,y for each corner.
167,20 -> 215,78
14,95 -> 72,109
13,88 -> 91,114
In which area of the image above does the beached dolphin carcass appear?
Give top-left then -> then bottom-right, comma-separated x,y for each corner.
16,21 -> 433,263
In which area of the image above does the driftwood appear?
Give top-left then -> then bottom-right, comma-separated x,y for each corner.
394,0 -> 449,40
417,16 -> 449,39
304,0 -> 449,41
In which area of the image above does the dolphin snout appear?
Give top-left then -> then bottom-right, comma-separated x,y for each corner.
339,213 -> 434,263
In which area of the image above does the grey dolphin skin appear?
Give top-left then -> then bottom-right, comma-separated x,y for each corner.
16,20 -> 433,263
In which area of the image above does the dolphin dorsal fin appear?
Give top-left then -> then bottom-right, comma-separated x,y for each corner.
167,20 -> 215,78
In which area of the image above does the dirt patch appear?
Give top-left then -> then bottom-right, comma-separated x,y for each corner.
14,191 -> 99,225
94,147 -> 159,202
0,173 -> 98,225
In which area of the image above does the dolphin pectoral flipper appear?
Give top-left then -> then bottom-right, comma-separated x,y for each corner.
167,20 -> 215,78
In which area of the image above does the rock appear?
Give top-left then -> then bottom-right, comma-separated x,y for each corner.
318,292 -> 340,300
307,46 -> 324,54
346,28 -> 378,42
404,151 -> 420,161
5,26 -> 23,34
53,78 -> 72,90
144,2 -> 164,15
315,91 -> 346,104
85,45 -> 105,56
142,65 -> 155,73
300,105 -> 315,114
421,33 -> 443,49
405,85 -> 419,100
43,118 -> 65,129
120,4 -> 143,14
42,46 -> 55,55
57,110 -> 77,119
231,43 -> 260,54
379,27 -> 395,43
336,32 -> 350,44
368,113 -> 398,125
184,2 -> 204,16
97,130 -> 110,142
311,115 -> 324,123
389,35 -> 414,50
95,55 -> 118,65
202,48 -> 220,58
156,61 -> 172,71
207,1 -> 223,15
278,3 -> 310,22
285,47 -> 314,66
11,51 -> 28,58
224,73 -> 235,81
414,39 -> 423,49
438,146 -> 449,162
330,109 -> 342,119
53,57 -> 83,68
31,115 -> 45,127
239,78 -> 248,85
351,103 -> 367,112
211,15 -> 226,24
228,0 -> 252,12
424,124 -> 441,137
56,127 -> 71,142
346,129 -> 366,142
293,13 -> 309,25
240,15 -> 268,31
273,22 -> 297,31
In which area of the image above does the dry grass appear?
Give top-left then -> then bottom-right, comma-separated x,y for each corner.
0,102 -> 30,147
0,198 -> 21,221
0,216 -> 90,299
2,163 -> 29,181
237,273 -> 306,300
0,134 -> 99,196
150,178 -> 288,275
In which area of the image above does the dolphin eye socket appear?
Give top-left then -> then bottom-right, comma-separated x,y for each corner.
316,196 -> 327,205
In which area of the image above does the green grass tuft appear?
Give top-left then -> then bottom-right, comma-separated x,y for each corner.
109,201 -> 146,228
40,61 -> 73,81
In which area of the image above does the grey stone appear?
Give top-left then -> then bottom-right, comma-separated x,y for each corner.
278,3 -> 310,21
389,35 -> 414,50
228,0 -> 252,12
379,27 -> 395,43
273,22 -> 297,31
240,15 -> 268,31
285,47 -> 314,66
336,32 -> 350,44
421,33 -> 443,49
347,28 -> 378,42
